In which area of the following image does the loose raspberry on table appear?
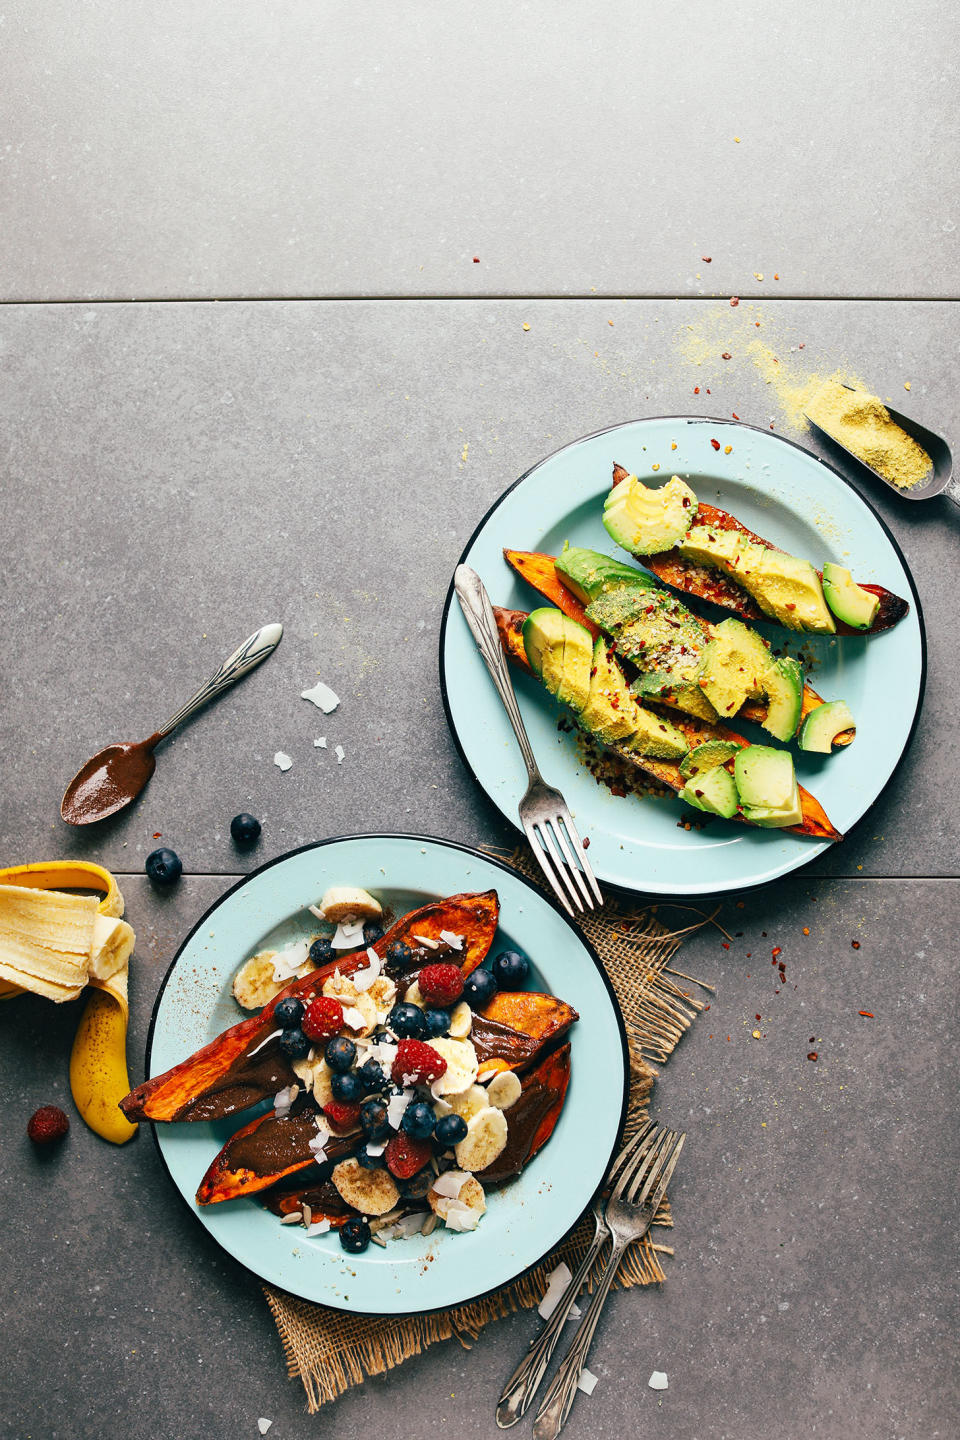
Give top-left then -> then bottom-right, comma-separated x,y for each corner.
323,1100 -> 361,1132
27,1105 -> 69,1145
302,996 -> 344,1043
391,1038 -> 447,1087
385,1132 -> 433,1180
418,962 -> 464,1007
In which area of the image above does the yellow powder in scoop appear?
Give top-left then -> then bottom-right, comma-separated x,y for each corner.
805,380 -> 932,489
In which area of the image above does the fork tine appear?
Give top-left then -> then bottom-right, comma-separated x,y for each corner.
637,1132 -> 685,1219
522,818 -> 574,918
537,821 -> 585,915
610,1125 -> 668,1202
629,1130 -> 683,1209
548,817 -> 595,911
605,1119 -> 656,1188
556,811 -> 603,907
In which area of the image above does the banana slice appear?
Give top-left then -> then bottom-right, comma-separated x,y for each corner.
447,1001 -> 472,1038
428,1174 -> 486,1230
232,951 -> 281,1010
316,886 -> 382,923
486,1069 -> 522,1110
404,980 -> 425,1008
332,1158 -> 400,1216
455,1105 -> 509,1172
367,974 -> 397,1019
444,1084 -> 490,1121
292,1054 -> 334,1107
322,973 -> 379,1037
426,1037 -> 478,1096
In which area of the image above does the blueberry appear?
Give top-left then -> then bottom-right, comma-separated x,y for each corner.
145,848 -> 182,886
363,920 -> 385,946
462,967 -> 498,1010
359,1098 -> 390,1141
388,1002 -> 427,1039
356,1145 -> 384,1169
423,1007 -> 451,1038
386,940 -> 413,967
434,1113 -> 468,1147
309,936 -> 335,965
325,1036 -> 357,1072
339,1216 -> 371,1254
274,997 -> 304,1030
279,1028 -> 310,1060
491,949 -> 530,989
357,1059 -> 387,1094
331,1070 -> 364,1103
230,812 -> 261,846
399,1167 -> 434,1199
401,1101 -> 435,1140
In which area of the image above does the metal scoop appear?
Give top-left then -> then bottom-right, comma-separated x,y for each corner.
804,386 -> 956,505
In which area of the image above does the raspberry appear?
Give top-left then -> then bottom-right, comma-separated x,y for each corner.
418,963 -> 464,1007
385,1132 -> 433,1180
391,1038 -> 447,1087
323,1100 -> 361,1132
27,1105 -> 69,1145
302,996 -> 344,1043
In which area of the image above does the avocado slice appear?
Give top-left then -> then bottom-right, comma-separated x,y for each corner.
632,673 -> 720,725
734,745 -> 802,827
602,474 -> 698,556
822,563 -> 880,630
696,618 -> 772,719
677,526 -> 836,634
555,546 -> 659,605
522,608 -> 592,714
579,637 -> 688,759
798,699 -> 856,753
679,739 -> 739,780
679,765 -> 739,820
761,656 -> 804,742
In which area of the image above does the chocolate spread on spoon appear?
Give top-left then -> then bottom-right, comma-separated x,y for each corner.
61,734 -> 162,825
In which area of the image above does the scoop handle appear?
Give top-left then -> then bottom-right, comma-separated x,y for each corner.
156,623 -> 283,739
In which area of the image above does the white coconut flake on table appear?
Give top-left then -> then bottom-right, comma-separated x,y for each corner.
258,1420 -> 273,1436
438,930 -> 464,950
648,1370 -> 668,1391
314,736 -> 327,748
577,1369 -> 599,1396
300,680 -> 340,713
273,751 -> 293,772
351,949 -> 382,991
430,1170 -> 469,1200
538,1262 -> 582,1321
335,745 -> 345,764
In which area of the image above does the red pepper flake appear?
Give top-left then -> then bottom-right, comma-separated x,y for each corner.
153,832 -> 162,839
858,1010 -> 874,1018
730,296 -> 739,307
851,939 -> 861,949
702,256 -> 712,262
809,1036 -> 816,1043
704,1003 -> 710,1011
732,411 -> 740,419
721,352 -> 732,360
472,256 -> 480,263
798,342 -> 805,349
710,438 -> 721,451
722,941 -> 730,950
802,926 -> 809,936
582,836 -> 590,849
806,1052 -> 818,1062
694,386 -> 700,394
774,273 -> 779,280
706,388 -> 711,394
771,946 -> 781,958
755,1014 -> 761,1021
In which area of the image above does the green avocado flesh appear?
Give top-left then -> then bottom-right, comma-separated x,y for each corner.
555,545 -> 658,605
734,745 -> 801,827
602,474 -> 698,556
679,765 -> 739,819
677,525 -> 836,634
522,609 -> 592,712
761,656 -> 804,742
798,699 -> 856,753
822,563 -> 879,630
696,618 -> 772,719
680,740 -> 739,780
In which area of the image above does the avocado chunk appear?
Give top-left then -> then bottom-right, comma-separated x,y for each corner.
603,474 -> 698,556
677,526 -> 836,634
555,546 -> 659,605
631,673 -> 720,725
761,656 -> 804,742
734,745 -> 802,828
822,563 -> 879,630
679,739 -> 739,780
578,637 -> 688,759
696,618 -> 772,718
522,608 -> 592,714
679,764 -> 739,820
798,699 -> 856,753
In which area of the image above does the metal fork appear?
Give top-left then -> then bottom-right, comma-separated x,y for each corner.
454,564 -> 602,917
496,1119 -> 657,1427
533,1125 -> 687,1440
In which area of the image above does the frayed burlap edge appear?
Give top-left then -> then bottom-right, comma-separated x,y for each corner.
264,846 -> 713,1412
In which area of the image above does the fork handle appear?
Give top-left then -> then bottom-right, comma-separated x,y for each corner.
454,565 -> 539,782
496,1224 -> 609,1428
532,1235 -> 629,1440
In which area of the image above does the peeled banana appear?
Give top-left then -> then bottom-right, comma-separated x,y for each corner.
70,984 -> 138,1145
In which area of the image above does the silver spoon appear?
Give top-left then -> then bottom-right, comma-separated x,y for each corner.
804,385 -> 956,505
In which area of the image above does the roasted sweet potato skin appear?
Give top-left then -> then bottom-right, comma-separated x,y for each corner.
472,992 -> 578,1077
121,890 -> 500,1123
476,1043 -> 571,1185
195,1106 -> 355,1206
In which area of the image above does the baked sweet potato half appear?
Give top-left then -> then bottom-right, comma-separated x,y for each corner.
494,605 -> 841,842
472,992 -> 578,1078
610,463 -> 908,636
476,1043 -> 572,1185
121,890 -> 500,1124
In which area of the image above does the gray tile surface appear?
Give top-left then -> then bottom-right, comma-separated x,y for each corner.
0,1 -> 958,302
1,875 -> 956,1439
2,299 -> 957,877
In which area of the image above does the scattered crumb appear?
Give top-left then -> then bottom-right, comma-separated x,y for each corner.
273,752 -> 293,772
335,745 -> 346,765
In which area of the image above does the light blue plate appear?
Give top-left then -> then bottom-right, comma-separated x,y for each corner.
440,418 -> 925,896
148,834 -> 627,1313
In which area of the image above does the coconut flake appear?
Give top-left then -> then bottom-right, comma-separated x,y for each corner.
380,1212 -> 428,1241
335,745 -> 346,765
342,1005 -> 368,1031
272,1083 -> 299,1115
331,919 -> 365,950
273,751 -> 293,772
439,930 -> 464,950
386,1088 -> 414,1130
430,1170 -> 469,1200
314,736 -> 327,748
442,1201 -> 481,1232
352,949 -> 382,992
648,1371 -> 668,1391
578,1369 -> 599,1396
305,1218 -> 331,1237
249,1028 -> 283,1060
271,939 -> 310,983
301,681 -> 340,713
307,903 -> 326,920
258,1420 -> 273,1435
538,1262 -> 576,1320
364,1140 -> 387,1157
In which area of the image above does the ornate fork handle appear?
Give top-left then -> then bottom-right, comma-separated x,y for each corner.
454,565 -> 540,782
533,1234 -> 629,1440
496,1216 -> 609,1427
157,623 -> 283,738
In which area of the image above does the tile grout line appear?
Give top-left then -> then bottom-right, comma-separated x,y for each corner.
1,294 -> 959,307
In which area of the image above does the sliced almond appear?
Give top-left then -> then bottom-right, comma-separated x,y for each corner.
331,1159 -> 400,1216
486,1069 -> 522,1111
455,1105 -> 509,1172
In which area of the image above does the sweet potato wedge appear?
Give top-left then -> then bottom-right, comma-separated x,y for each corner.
611,463 -> 908,636
494,604 -> 842,842
196,1106 -> 355,1206
476,1042 -> 571,1185
121,891 -> 500,1123
471,991 -> 578,1077
504,546 -> 853,747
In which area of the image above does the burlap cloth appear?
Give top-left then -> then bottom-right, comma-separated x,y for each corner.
264,852 -> 712,1412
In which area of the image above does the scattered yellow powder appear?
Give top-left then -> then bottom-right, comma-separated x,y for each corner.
805,381 -> 932,489
522,322 -> 530,331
